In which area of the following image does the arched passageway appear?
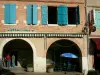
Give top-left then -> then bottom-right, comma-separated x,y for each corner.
46,39 -> 82,72
2,39 -> 33,69
90,38 -> 100,71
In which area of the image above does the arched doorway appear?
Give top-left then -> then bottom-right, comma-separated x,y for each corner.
2,39 -> 33,69
46,39 -> 82,72
90,38 -> 100,71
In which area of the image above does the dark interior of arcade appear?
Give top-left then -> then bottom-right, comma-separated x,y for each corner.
46,39 -> 82,72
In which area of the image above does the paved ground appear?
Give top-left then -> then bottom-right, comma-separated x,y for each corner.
15,72 -> 83,75
1,72 -> 83,75
1,67 -> 83,75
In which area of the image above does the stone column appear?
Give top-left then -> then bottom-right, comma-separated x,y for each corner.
82,57 -> 88,75
82,35 -> 88,75
34,57 -> 46,72
88,55 -> 94,70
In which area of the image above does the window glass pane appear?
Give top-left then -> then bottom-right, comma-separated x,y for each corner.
48,6 -> 57,24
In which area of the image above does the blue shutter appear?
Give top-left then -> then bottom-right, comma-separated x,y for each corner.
32,4 -> 38,25
76,6 -> 80,25
41,5 -> 48,25
96,11 -> 99,28
95,11 -> 100,28
58,6 -> 63,25
26,4 -> 32,25
4,4 -> 10,24
58,5 -> 68,25
10,4 -> 16,24
62,6 -> 68,25
98,11 -> 100,28
94,10 -> 97,27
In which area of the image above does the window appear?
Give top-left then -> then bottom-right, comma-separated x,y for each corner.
4,4 -> 16,24
26,4 -> 38,25
41,5 -> 80,26
68,7 -> 76,24
94,9 -> 100,28
89,9 -> 100,28
48,6 -> 57,24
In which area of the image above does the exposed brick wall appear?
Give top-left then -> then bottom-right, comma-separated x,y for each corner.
46,38 -> 87,56
0,0 -> 85,33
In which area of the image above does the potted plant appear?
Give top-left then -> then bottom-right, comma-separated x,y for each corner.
87,70 -> 99,75
47,64 -> 54,73
27,64 -> 33,72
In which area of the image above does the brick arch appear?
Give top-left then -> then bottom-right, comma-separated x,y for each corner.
0,38 -> 37,70
46,38 -> 82,56
0,38 -> 36,58
46,38 -> 83,72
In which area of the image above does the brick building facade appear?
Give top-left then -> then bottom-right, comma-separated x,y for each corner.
0,0 -> 88,73
87,0 -> 100,71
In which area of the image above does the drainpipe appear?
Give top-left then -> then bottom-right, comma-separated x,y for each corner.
85,0 -> 89,74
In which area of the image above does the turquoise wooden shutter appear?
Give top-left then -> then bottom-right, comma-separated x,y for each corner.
41,5 -> 48,25
10,4 -> 16,24
94,10 -> 97,27
26,4 -> 32,25
95,11 -> 98,28
76,6 -> 80,25
95,11 -> 100,28
62,6 -> 68,25
94,9 -> 97,27
58,6 -> 62,25
98,11 -> 100,28
32,4 -> 38,25
58,5 -> 68,25
4,4 -> 10,24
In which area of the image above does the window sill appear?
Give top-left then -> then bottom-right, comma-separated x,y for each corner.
48,24 -> 59,26
24,20 -> 40,26
47,24 -> 79,26
3,24 -> 17,25
67,25 -> 79,26
94,25 -> 100,28
26,24 -> 39,26
1,20 -> 19,25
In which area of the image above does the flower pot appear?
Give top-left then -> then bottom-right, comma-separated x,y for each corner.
27,67 -> 33,72
48,68 -> 54,73
87,70 -> 99,75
